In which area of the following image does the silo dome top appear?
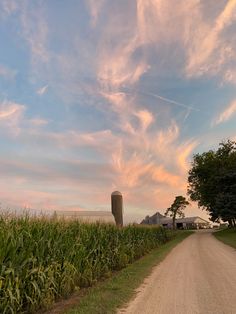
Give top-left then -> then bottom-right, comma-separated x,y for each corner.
111,191 -> 122,196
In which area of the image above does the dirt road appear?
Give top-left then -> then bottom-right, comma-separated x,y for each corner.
119,230 -> 236,314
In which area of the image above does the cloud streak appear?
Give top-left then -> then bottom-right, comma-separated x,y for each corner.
0,100 -> 25,135
213,99 -> 236,125
37,85 -> 48,95
185,0 -> 236,83
86,0 -> 106,26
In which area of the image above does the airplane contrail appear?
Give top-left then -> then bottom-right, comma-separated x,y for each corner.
143,91 -> 199,111
124,88 -> 199,112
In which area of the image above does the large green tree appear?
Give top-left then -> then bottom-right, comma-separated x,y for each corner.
188,140 -> 236,227
165,196 -> 189,229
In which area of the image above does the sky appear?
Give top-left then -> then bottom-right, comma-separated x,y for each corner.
0,0 -> 236,223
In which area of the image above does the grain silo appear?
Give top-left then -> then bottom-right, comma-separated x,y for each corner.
111,191 -> 123,226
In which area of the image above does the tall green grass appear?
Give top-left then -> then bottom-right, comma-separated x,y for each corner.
0,214 -> 171,313
214,228 -> 236,249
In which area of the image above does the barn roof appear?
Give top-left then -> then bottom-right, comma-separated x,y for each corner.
55,210 -> 113,217
54,210 -> 115,223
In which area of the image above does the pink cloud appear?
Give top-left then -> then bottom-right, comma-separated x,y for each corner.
185,0 -> 236,81
135,110 -> 154,132
135,0 -> 236,85
112,147 -> 153,188
0,100 -> 25,135
177,141 -> 199,172
98,37 -> 148,89
151,165 -> 182,187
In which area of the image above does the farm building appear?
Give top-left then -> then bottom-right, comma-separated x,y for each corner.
53,210 -> 115,223
141,211 -> 210,229
53,191 -> 123,225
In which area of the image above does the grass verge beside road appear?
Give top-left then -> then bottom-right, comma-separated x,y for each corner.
214,228 -> 236,249
63,231 -> 193,314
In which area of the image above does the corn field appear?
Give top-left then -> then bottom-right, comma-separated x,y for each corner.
0,214 -> 171,313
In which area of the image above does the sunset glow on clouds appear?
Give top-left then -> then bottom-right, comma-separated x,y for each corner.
0,0 -> 236,222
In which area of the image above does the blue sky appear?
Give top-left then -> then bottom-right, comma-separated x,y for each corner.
0,0 -> 236,222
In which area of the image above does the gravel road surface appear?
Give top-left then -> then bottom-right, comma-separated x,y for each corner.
119,230 -> 236,314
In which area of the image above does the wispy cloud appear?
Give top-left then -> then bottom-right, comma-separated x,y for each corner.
20,3 -> 49,64
98,37 -> 148,89
185,0 -> 236,83
134,110 -> 154,132
0,103 -> 22,119
151,165 -> 181,188
0,100 -> 25,135
37,85 -> 48,95
29,118 -> 48,126
0,99 -> 51,136
86,0 -> 106,26
1,1 -> 49,64
1,0 -> 18,17
213,99 -> 236,126
177,140 -> 199,172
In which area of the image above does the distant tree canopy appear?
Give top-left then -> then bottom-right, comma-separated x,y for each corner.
165,196 -> 189,229
188,140 -> 236,227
